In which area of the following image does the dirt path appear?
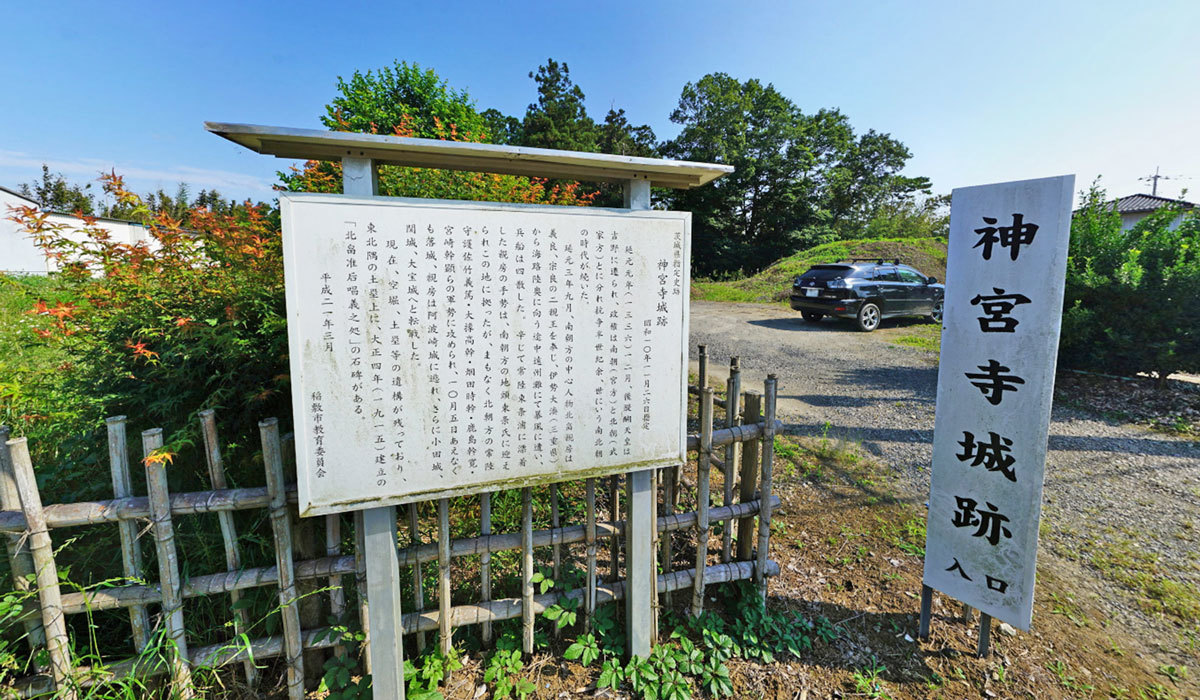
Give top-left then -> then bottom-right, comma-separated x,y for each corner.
688,300 -> 1200,687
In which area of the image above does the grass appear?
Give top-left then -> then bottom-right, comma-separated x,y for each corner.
890,322 -> 943,352
1079,535 -> 1200,624
692,236 -> 948,304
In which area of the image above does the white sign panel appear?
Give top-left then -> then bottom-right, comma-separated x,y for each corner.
923,175 -> 1074,630
280,193 -> 691,516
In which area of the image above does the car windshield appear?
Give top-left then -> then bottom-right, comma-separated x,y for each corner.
799,265 -> 857,281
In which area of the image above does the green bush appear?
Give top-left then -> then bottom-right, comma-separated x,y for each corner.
6,174 -> 290,495
1061,186 -> 1200,385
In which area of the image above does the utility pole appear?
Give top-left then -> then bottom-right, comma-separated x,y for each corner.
1139,166 -> 1171,196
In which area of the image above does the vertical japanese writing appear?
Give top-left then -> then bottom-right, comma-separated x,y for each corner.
286,198 -> 689,515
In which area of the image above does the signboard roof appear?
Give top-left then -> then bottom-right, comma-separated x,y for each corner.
204,122 -> 733,189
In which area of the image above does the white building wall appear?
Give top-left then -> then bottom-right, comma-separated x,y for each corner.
1,188 -> 49,274
0,189 -> 152,274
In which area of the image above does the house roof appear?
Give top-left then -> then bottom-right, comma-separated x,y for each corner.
205,122 -> 734,189
0,185 -> 37,205
1,183 -> 144,226
1113,193 -> 1195,214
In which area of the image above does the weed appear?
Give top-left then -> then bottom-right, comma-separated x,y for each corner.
851,657 -> 893,699
1046,659 -> 1095,694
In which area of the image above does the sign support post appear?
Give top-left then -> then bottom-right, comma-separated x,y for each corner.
344,156 -> 406,700
623,177 -> 655,658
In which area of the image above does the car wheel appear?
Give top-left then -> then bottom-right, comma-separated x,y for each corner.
801,311 -> 823,322
929,298 -> 944,323
856,302 -> 881,332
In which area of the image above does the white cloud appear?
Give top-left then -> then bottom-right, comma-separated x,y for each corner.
0,150 -> 277,198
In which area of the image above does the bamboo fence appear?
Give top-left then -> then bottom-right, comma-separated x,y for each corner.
1,352 -> 780,698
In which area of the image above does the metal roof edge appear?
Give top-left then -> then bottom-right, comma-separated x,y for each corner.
205,122 -> 733,189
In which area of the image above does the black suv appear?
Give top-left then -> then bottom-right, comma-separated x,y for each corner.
788,259 -> 944,332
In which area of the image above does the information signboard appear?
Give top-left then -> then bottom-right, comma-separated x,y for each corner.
281,193 -> 691,516
922,175 -> 1074,630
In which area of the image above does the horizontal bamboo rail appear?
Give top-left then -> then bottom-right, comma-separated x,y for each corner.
17,559 -> 779,698
0,420 -> 782,535
51,496 -> 780,616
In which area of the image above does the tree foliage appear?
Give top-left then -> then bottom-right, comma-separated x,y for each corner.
279,60 -> 596,207
521,59 -> 599,153
661,72 -> 929,275
1061,185 -> 1200,385
9,174 -> 289,491
18,165 -> 96,216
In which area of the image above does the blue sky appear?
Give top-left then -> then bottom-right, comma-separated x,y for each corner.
2,1 -> 1197,207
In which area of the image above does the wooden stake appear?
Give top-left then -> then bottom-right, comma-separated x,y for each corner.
697,344 -> 708,392
353,509 -> 371,675
479,493 -> 492,645
584,479 -> 597,629
550,482 -> 561,586
437,498 -> 452,656
721,359 -> 741,563
660,465 -> 674,609
691,388 -> 714,616
521,487 -> 534,655
197,411 -> 256,686
141,428 -> 194,698
326,513 -> 346,657
977,612 -> 992,657
409,502 -> 427,651
261,420 -> 305,700
918,584 -> 933,639
736,392 -> 762,562
6,437 -> 73,697
0,427 -> 47,655
608,475 -> 620,583
756,376 -> 778,600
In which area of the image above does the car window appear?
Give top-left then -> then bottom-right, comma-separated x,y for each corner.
897,268 -> 924,284
875,268 -> 900,282
799,266 -> 852,281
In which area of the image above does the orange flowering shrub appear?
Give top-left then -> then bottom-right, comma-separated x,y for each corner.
8,173 -> 290,488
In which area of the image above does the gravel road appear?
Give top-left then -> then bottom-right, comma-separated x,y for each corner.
688,300 -> 1200,667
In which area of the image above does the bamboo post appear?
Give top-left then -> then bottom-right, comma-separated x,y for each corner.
584,479 -> 597,629
721,359 -> 741,563
0,427 -> 47,655
697,344 -> 708,393
197,411 -> 256,686
282,432 -> 324,687
353,510 -> 371,675
409,502 -> 427,651
479,493 -> 492,645
755,376 -> 778,600
326,513 -> 346,657
6,437 -> 73,697
260,419 -> 304,700
607,475 -> 620,583
521,487 -> 534,655
736,392 -> 762,562
141,429 -> 194,698
691,388 -> 714,616
437,498 -> 452,656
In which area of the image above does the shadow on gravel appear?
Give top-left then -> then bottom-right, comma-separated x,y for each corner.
746,317 -> 836,332
747,316 -> 936,333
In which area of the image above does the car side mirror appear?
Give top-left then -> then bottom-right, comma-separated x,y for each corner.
927,277 -> 937,284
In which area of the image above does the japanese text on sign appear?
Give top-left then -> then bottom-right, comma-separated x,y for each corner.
923,175 -> 1075,631
281,194 -> 691,516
